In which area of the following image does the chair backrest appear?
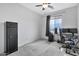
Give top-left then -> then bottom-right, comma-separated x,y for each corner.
76,40 -> 79,48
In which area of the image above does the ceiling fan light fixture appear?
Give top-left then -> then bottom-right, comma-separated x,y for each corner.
42,4 -> 48,8
35,2 -> 54,11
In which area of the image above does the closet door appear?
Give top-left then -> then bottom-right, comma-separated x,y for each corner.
7,28 -> 18,53
5,22 -> 18,54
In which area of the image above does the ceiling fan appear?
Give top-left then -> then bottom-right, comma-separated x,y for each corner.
35,3 -> 54,10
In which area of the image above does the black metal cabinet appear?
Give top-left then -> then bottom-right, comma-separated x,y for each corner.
4,22 -> 18,54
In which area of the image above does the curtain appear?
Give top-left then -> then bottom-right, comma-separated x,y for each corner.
46,15 -> 50,36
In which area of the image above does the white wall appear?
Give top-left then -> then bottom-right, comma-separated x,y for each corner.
40,16 -> 48,40
49,6 -> 77,28
0,20 -> 4,53
77,4 -> 79,34
41,6 -> 78,39
0,3 -> 43,53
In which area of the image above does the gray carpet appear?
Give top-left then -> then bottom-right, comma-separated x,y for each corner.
8,40 -> 70,56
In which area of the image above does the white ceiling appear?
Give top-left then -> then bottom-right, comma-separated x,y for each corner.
20,3 -> 78,15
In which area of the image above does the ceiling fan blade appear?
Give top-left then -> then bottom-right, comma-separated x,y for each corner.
48,5 -> 54,9
48,3 -> 51,4
43,3 -> 51,4
35,5 -> 42,7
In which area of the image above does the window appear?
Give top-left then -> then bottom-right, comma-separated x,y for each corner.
49,19 -> 62,32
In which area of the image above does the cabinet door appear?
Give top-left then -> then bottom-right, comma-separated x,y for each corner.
7,28 -> 18,53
